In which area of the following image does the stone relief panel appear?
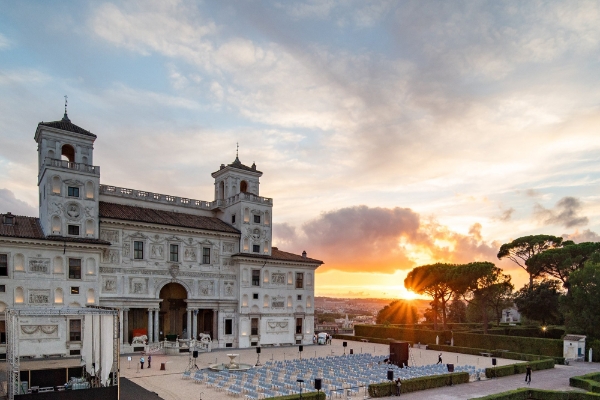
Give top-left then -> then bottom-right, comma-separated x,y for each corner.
266,320 -> 289,334
199,280 -> 215,296
271,296 -> 285,309
29,258 -> 50,274
28,290 -> 51,305
150,244 -> 164,259
102,276 -> 117,293
20,324 -> 59,339
101,249 -> 119,264
271,273 -> 286,285
65,202 -> 81,221
223,242 -> 235,253
129,278 -> 148,294
184,247 -> 197,262
122,242 -> 131,258
224,281 -> 235,297
100,229 -> 119,243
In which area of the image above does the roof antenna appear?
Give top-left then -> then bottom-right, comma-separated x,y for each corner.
235,142 -> 240,162
62,95 -> 70,122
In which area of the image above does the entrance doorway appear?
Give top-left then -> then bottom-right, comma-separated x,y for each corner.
159,283 -> 187,340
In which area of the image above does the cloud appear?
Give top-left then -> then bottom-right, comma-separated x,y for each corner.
562,229 -> 600,243
534,196 -> 589,228
0,33 -> 12,50
274,205 -> 499,274
495,207 -> 515,222
0,189 -> 37,217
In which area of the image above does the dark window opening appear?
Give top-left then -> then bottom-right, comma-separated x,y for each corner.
202,248 -> 210,264
297,295 -> 302,301
231,214 -> 236,224
296,318 -> 303,334
69,258 -> 81,279
0,321 -> 5,344
252,270 -> 260,286
170,244 -> 179,262
70,287 -> 79,295
225,319 -> 233,335
134,241 -> 144,259
240,181 -> 248,193
68,225 -> 80,236
252,244 -> 260,253
251,318 -> 259,336
67,186 -> 79,197
69,319 -> 81,341
61,144 -> 75,163
296,273 -> 304,289
253,215 -> 261,224
253,293 -> 259,300
0,285 -> 5,292
0,254 -> 7,276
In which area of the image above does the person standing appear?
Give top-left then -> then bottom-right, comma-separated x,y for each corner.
140,356 -> 145,369
396,378 -> 402,396
525,364 -> 531,384
148,354 -> 152,369
437,353 -> 443,364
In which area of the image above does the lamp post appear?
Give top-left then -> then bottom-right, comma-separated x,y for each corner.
542,326 -> 547,338
297,379 -> 304,400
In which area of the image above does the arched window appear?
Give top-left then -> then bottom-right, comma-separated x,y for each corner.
52,215 -> 61,234
219,181 -> 225,200
86,258 -> 96,275
263,270 -> 269,283
85,181 -> 94,199
47,149 -> 55,160
265,212 -> 270,226
52,176 -> 61,194
243,238 -> 249,251
306,296 -> 312,308
53,256 -> 64,274
287,272 -> 293,284
15,287 -> 24,303
61,144 -> 75,162
14,254 -> 24,272
86,289 -> 95,304
242,294 -> 249,307
244,207 -> 250,223
81,156 -> 88,165
55,288 -> 64,304
263,241 -> 269,254
85,219 -> 95,236
263,295 -> 269,308
287,296 -> 293,309
240,180 -> 248,193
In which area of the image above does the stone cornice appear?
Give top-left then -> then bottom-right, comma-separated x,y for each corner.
99,266 -> 236,279
100,219 -> 239,239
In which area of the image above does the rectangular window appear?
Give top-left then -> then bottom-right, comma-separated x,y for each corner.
0,285 -> 5,293
67,225 -> 80,236
0,254 -> 7,276
254,215 -> 261,224
296,318 -> 303,334
225,319 -> 233,335
231,214 -> 236,224
170,244 -> 179,262
68,258 -> 81,279
70,287 -> 80,295
296,272 -> 304,289
67,186 -> 79,197
297,295 -> 302,301
69,319 -> 82,342
252,244 -> 260,253
0,321 -> 5,344
202,248 -> 210,264
253,293 -> 259,300
252,270 -> 260,286
251,318 -> 259,336
134,241 -> 144,259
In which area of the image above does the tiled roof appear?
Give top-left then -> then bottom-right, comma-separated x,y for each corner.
233,247 -> 323,264
99,201 -> 240,234
564,335 -> 586,341
228,157 -> 262,173
0,213 -> 110,245
0,214 -> 45,239
38,114 -> 97,138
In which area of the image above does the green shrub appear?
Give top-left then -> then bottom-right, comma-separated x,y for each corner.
485,364 -> 515,378
468,388 -> 530,399
368,372 -> 469,397
268,392 -> 326,400
570,372 -> 600,392
470,389 -> 600,400
427,344 -> 490,356
484,359 -> 554,379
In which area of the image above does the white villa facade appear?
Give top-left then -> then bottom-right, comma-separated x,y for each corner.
0,112 -> 322,357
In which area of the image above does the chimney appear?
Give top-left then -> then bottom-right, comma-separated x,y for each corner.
302,250 -> 307,259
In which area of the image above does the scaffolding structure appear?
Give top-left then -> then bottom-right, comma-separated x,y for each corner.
5,307 -> 119,400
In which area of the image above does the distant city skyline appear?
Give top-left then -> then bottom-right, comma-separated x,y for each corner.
1,1 -> 599,298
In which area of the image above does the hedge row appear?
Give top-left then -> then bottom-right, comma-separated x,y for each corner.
484,358 -> 555,379
368,372 -> 469,397
469,327 -> 565,339
570,372 -> 600,393
332,334 -> 395,345
268,392 -> 326,400
355,325 -> 564,358
470,388 -> 600,400
427,344 -> 491,356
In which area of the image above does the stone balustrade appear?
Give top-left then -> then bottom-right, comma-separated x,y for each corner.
44,158 -> 100,175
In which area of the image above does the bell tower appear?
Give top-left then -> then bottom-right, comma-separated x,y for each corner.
212,152 -> 273,255
34,102 -> 100,239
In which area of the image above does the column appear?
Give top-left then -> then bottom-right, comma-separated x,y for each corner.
213,309 -> 218,342
186,309 -> 192,339
154,308 -> 159,343
119,309 -> 124,345
192,310 -> 198,340
147,309 -> 153,343
123,309 -> 129,344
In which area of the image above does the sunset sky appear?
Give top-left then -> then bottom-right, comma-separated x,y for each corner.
1,1 -> 599,299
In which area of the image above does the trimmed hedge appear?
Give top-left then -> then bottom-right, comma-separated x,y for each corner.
332,334 -> 395,345
268,392 -> 326,400
368,372 -> 469,397
469,327 -> 565,339
428,344 -> 491,356
470,389 -> 600,399
484,358 -> 555,379
355,325 -> 447,345
570,372 -> 600,393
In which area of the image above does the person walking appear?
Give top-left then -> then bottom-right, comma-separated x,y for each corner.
525,364 -> 532,384
396,378 -> 402,396
437,353 -> 443,364
140,356 -> 145,369
148,354 -> 152,369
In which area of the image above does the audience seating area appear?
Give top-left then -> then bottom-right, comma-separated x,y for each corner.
182,353 -> 485,399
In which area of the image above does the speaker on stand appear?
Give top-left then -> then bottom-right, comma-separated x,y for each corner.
315,378 -> 322,397
255,346 -> 262,366
492,358 -> 497,379
343,341 -> 347,355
